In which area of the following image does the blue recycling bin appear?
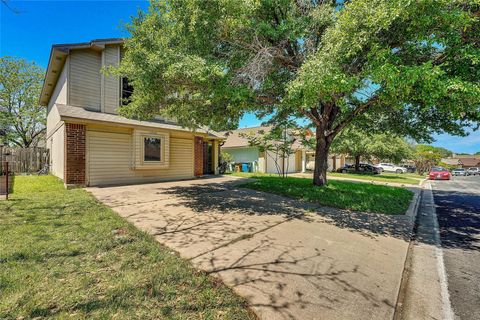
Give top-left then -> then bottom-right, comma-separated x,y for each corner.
241,163 -> 249,172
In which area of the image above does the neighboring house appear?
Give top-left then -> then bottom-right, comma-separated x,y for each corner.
41,38 -> 223,187
458,157 -> 480,169
440,157 -> 480,168
221,126 -> 345,174
441,158 -> 461,166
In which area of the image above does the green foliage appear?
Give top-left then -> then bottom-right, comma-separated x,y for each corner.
221,150 -> 234,163
239,119 -> 303,176
238,174 -> 413,215
331,126 -> 413,164
0,57 -> 45,147
413,144 -> 452,174
117,0 -> 480,184
0,175 -> 254,319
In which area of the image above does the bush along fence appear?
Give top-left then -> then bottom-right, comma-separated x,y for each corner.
0,147 -> 49,174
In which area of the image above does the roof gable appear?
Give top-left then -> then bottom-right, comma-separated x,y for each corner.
458,157 -> 480,166
40,38 -> 124,106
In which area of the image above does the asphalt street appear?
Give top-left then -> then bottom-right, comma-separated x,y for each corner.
431,175 -> 480,320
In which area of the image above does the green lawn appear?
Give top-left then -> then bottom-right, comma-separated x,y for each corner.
234,173 -> 413,214
0,176 -> 255,320
328,172 -> 423,185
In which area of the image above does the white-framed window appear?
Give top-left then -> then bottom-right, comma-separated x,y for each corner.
143,136 -> 162,162
142,135 -> 166,164
133,130 -> 170,170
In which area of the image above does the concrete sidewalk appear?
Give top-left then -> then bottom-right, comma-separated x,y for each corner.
88,176 -> 414,320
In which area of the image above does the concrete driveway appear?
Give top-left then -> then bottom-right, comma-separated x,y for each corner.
88,175 -> 413,320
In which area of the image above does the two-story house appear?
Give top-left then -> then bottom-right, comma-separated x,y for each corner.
41,38 -> 223,187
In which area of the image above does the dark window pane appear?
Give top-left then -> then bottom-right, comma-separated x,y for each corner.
121,77 -> 134,105
144,137 -> 161,161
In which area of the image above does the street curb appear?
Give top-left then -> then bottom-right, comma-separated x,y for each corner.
405,187 -> 422,220
393,183 -> 424,320
393,180 -> 454,320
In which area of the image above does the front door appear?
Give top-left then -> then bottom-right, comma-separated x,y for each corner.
203,141 -> 214,174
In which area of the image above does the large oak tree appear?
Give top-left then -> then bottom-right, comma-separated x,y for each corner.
0,57 -> 45,147
117,0 -> 480,185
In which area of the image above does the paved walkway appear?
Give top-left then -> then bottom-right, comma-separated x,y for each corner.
88,176 -> 413,320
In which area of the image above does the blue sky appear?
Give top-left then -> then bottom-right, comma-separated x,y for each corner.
1,1 -> 478,154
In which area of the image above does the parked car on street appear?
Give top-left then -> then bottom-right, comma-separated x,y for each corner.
466,167 -> 480,176
429,167 -> 451,180
400,164 -> 416,173
337,163 -> 381,174
375,163 -> 408,174
451,168 -> 467,176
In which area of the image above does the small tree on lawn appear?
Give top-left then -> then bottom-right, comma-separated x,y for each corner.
331,126 -> 413,171
413,144 -> 451,175
116,0 -> 480,186
0,57 -> 46,147
240,120 -> 301,177
221,151 -> 234,164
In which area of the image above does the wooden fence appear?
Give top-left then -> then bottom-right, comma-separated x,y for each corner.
0,147 -> 49,174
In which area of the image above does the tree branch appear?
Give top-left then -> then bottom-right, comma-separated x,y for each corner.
327,96 -> 379,138
301,108 -> 321,126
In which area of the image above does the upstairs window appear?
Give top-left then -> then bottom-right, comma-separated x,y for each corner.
121,77 -> 133,105
144,137 -> 162,162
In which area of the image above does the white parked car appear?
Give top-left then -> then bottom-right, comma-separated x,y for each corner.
375,163 -> 407,174
467,167 -> 480,176
452,168 -> 467,176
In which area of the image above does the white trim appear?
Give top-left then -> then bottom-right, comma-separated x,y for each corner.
141,134 -> 165,165
117,46 -> 121,110
301,150 -> 306,173
66,57 -> 70,105
132,129 -> 170,170
100,49 -> 105,113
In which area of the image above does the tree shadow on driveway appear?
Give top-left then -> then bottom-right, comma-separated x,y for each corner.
160,179 -> 413,241
89,177 -> 411,320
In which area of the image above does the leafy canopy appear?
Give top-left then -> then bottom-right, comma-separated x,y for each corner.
118,0 -> 479,139
0,57 -> 45,147
331,126 -> 413,164
413,144 -> 452,174
117,0 -> 479,185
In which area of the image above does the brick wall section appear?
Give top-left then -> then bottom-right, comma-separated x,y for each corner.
194,136 -> 204,177
65,123 -> 86,186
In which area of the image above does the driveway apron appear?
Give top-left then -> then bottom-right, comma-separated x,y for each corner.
88,175 -> 412,320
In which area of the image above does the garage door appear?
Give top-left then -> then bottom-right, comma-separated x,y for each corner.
87,131 -> 132,186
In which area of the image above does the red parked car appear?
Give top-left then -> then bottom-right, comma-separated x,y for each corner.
429,166 -> 451,180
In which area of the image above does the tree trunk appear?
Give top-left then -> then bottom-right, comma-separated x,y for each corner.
313,129 -> 331,186
355,155 -> 360,172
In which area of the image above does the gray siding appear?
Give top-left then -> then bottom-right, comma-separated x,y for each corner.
47,61 -> 67,110
103,45 -> 120,114
69,49 -> 102,111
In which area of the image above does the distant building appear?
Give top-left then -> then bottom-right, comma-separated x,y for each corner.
441,157 -> 480,168
458,157 -> 480,169
441,158 -> 461,166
